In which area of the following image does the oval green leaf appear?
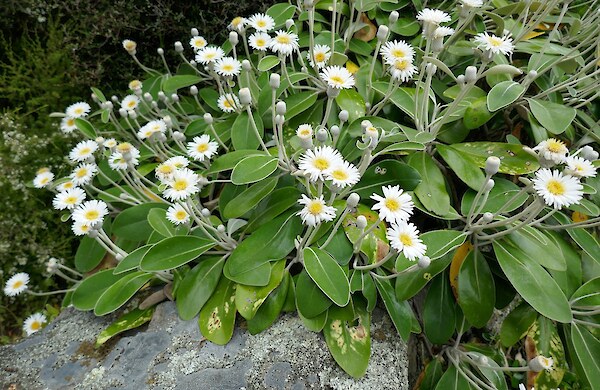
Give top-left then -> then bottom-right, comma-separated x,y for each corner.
140,236 -> 214,272
303,247 -> 350,307
94,271 -> 153,315
198,276 -> 236,345
176,256 -> 225,321
231,155 -> 278,185
487,80 -> 525,112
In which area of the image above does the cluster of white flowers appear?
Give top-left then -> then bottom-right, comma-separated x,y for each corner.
60,102 -> 91,134
381,40 -> 418,82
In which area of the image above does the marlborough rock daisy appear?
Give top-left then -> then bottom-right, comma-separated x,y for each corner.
189,36 -> 208,51
307,44 -> 331,68
380,40 -> 415,64
121,95 -> 140,111
69,140 -> 98,163
532,168 -> 583,209
269,30 -> 299,56
325,161 -> 361,188
72,220 -> 93,236
417,8 -> 451,35
387,221 -> 427,261
53,187 -> 86,211
163,168 -> 201,201
72,199 -> 109,226
228,17 -> 247,33
214,57 -> 242,77
108,149 -> 140,170
3,272 -> 29,296
56,180 -> 76,192
371,185 -> 414,223
166,204 -> 190,225
533,138 -> 569,164
248,13 -> 275,32
60,117 -> 78,133
137,119 -> 167,140
128,80 -> 143,91
33,171 -> 55,188
298,145 -> 344,181
297,195 -> 337,227
564,156 -> 597,178
474,32 -> 514,56
389,58 -> 418,82
296,124 -> 314,139
248,32 -> 272,51
70,163 -> 98,186
66,102 -> 91,118
217,93 -> 240,113
23,313 -> 47,336
166,156 -> 190,169
187,135 -> 219,162
320,65 -> 355,89
195,46 -> 225,64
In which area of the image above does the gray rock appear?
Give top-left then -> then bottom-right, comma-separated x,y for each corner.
0,302 -> 408,389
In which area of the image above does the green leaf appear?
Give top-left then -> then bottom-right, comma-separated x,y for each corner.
449,142 -> 540,175
284,91 -> 319,120
552,212 -> 600,265
94,271 -> 153,315
323,303 -> 371,378
224,212 -> 303,286
96,307 -> 155,347
247,272 -> 290,335
507,227 -> 566,271
175,256 -> 225,321
463,97 -> 493,130
420,358 -> 444,390
257,55 -> 280,71
147,208 -> 178,238
266,3 -> 297,28
374,276 -> 415,340
570,277 -> 600,307
437,144 -> 485,191
395,252 -> 453,301
140,236 -> 214,272
457,250 -> 495,328
487,81 -> 525,111
74,236 -> 107,273
423,273 -> 456,344
421,230 -> 469,261
527,98 -> 576,134
231,111 -> 264,151
435,365 -> 476,390
205,150 -> 266,175
246,187 -> 301,231
303,247 -> 351,307
72,269 -> 129,311
342,204 -> 388,264
467,351 -> 508,390
493,241 -> 572,323
373,82 -> 416,118
74,118 -> 97,138
335,89 -> 365,123
236,260 -> 286,320
546,231 -> 582,297
230,155 -> 278,185
198,276 -> 236,345
223,177 -> 278,220
460,178 -> 528,215
91,87 -> 106,103
113,244 -> 153,274
112,203 -> 169,242
162,75 -> 201,92
352,159 -> 421,200
571,324 -> 600,390
407,152 -> 450,216
296,270 -> 333,318
500,302 -> 537,347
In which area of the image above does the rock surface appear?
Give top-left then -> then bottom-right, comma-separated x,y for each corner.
0,302 -> 408,389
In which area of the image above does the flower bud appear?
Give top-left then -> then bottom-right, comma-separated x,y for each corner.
338,110 -> 349,123
316,128 -> 328,142
483,179 -> 495,193
377,25 -> 389,42
578,145 -> 599,161
239,88 -> 252,105
162,116 -> 172,128
171,93 -> 179,102
229,31 -> 239,46
456,74 -> 466,87
269,73 -> 281,89
118,108 -> 127,118
330,125 -> 340,137
365,102 -> 371,110
275,114 -> 285,126
143,92 -> 153,102
204,113 -> 214,124
157,91 -> 166,101
465,66 -> 478,83
417,256 -> 431,269
485,156 -> 501,176
111,95 -> 119,103
482,212 -> 494,223
190,85 -> 198,96
300,66 -> 308,73
157,48 -> 164,56
479,355 -> 489,365
389,11 -> 399,24
217,224 -> 226,233
88,229 -> 99,238
356,215 -> 368,230
122,39 -> 137,54
426,63 -> 437,75
191,28 -> 199,37
172,131 -> 185,142
276,101 -> 287,115
174,41 -> 184,53
95,136 -> 105,144
346,193 -> 360,208
528,356 -> 553,372
242,59 -> 252,71
285,19 -> 295,29
151,101 -> 159,109
201,208 -> 211,217
527,70 -> 538,79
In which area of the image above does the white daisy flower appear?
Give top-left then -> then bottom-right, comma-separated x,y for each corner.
461,0 -> 483,7
166,156 -> 190,169
189,36 -> 208,51
66,102 -> 91,118
320,65 -> 355,89
69,140 -> 98,163
166,204 -> 190,225
269,30 -> 299,56
70,163 -> 98,186
371,185 -> 415,223
128,79 -> 142,91
72,199 -> 109,226
195,46 -> 225,64
214,57 -> 242,77
248,13 -> 275,32
103,138 -> 118,149
433,26 -> 455,39
473,32 -> 514,56
60,117 -> 78,133
122,39 -> 137,53
23,313 -> 47,336
217,93 -> 240,113
307,44 -> 331,68
297,195 -> 337,227
72,220 -> 93,236
387,222 -> 427,261
533,138 -> 569,164
533,168 -> 584,209
228,17 -> 247,33
56,180 -> 76,192
163,168 -> 201,201
33,171 -> 55,188
137,119 -> 167,140
121,95 -> 140,111
325,161 -> 361,188
298,145 -> 344,181
248,32 -> 272,52
155,162 -> 177,183
53,187 -> 86,211
416,8 -> 451,25
389,58 -> 418,82
3,272 -> 29,296
296,124 -> 313,139
108,150 -> 140,170
380,40 -> 415,64
187,135 -> 219,162
564,156 -> 597,178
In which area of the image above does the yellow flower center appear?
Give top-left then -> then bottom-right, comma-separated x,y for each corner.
128,100 -> 136,108
223,99 -> 232,108
547,140 -> 564,153
308,202 -> 324,215
394,59 -> 410,71
173,179 -> 188,191
117,143 -> 132,153
206,53 -> 216,60
40,178 -> 49,185
194,38 -> 205,47
175,210 -> 187,220
391,49 -> 406,58
197,144 -> 209,153
313,157 -> 330,170
158,165 -> 173,174
232,17 -> 243,27
546,179 -> 566,196
79,147 -> 91,156
30,321 -> 41,331
489,37 -> 503,47
299,129 -> 311,136
76,168 -> 88,178
12,281 -> 23,289
385,198 -> 400,211
74,108 -> 83,115
399,233 -> 413,246
331,169 -> 348,181
81,224 -> 90,232
329,75 -> 344,85
63,182 -> 74,189
66,196 -> 77,204
315,52 -> 326,62
67,119 -> 75,126
257,20 -> 266,27
85,210 -> 99,220
256,38 -> 266,47
222,64 -> 234,72
276,35 -> 291,44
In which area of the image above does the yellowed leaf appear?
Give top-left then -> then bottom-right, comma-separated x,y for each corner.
449,242 -> 473,298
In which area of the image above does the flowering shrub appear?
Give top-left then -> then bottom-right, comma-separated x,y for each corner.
7,0 -> 600,387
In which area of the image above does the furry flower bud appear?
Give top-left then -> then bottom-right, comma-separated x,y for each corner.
270,73 -> 281,89
485,156 -> 501,176
346,193 -> 360,208
276,101 -> 287,115
239,88 -> 252,106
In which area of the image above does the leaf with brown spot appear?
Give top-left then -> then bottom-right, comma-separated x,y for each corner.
353,14 -> 376,42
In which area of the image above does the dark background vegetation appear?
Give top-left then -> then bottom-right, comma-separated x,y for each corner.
0,0 -> 278,342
